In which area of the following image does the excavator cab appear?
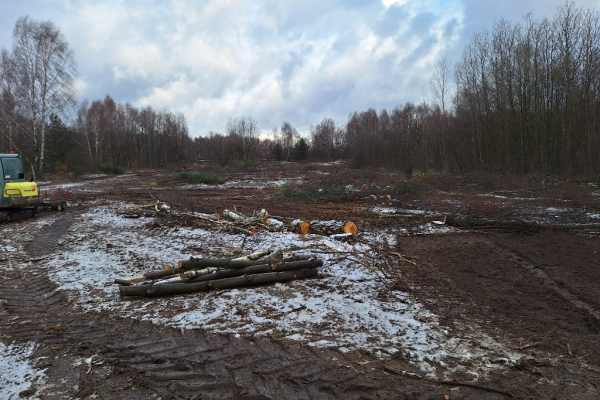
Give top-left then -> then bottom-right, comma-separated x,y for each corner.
0,153 -> 40,208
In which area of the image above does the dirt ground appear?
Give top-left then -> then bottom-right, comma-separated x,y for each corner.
1,160 -> 599,400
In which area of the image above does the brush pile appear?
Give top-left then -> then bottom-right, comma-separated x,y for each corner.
124,203 -> 358,237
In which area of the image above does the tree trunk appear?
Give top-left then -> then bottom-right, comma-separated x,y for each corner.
290,220 -> 310,234
178,254 -> 312,272
186,257 -> 323,282
119,268 -> 319,297
143,266 -> 181,281
307,220 -> 358,236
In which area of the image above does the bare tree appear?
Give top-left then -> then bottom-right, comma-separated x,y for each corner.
430,52 -> 452,170
7,17 -> 77,177
226,116 -> 259,161
310,118 -> 336,160
0,49 -> 20,153
281,121 -> 298,161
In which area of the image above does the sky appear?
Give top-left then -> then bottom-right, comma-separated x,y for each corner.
0,0 -> 597,137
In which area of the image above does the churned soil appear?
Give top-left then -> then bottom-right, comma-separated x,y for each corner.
1,161 -> 598,399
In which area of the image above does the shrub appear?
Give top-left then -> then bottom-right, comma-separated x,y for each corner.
275,185 -> 350,202
97,163 -> 125,174
176,172 -> 225,185
240,161 -> 257,171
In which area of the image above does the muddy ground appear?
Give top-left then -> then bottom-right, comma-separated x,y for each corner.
1,160 -> 599,400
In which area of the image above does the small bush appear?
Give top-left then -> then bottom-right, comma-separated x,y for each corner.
97,163 -> 125,174
275,185 -> 351,202
176,172 -> 225,185
412,169 -> 438,180
240,161 -> 257,171
71,165 -> 90,175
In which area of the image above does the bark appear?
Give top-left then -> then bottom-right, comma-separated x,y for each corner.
186,257 -> 323,283
178,254 -> 312,272
290,220 -> 310,235
143,266 -> 181,281
114,279 -> 134,286
330,233 -> 355,242
222,209 -> 245,222
256,209 -> 285,231
232,248 -> 272,262
180,267 -> 220,279
221,209 -> 284,233
119,268 -> 319,297
308,220 -> 359,236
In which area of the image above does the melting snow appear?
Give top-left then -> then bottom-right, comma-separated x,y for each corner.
0,342 -> 46,400
36,203 -> 522,376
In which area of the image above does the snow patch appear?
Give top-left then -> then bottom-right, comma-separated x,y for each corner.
38,203 -> 523,376
0,342 -> 46,400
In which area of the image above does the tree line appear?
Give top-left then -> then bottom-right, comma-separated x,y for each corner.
0,17 -> 194,177
453,2 -> 600,175
2,3 -> 599,177
198,2 -> 600,176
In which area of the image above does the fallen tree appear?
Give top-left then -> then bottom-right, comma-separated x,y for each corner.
178,253 -> 312,272
116,248 -> 323,297
184,257 -> 323,282
119,268 -> 319,297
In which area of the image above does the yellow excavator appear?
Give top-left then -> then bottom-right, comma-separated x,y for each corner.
0,152 -> 66,222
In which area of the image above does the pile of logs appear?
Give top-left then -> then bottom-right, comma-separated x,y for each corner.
116,248 -> 323,297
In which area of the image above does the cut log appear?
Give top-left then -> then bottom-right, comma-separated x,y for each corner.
330,233 -> 355,242
187,257 -> 323,283
180,266 -> 220,279
343,221 -> 358,236
290,219 -> 310,235
308,220 -> 359,236
119,268 -> 319,297
143,266 -> 181,281
114,279 -> 134,286
256,209 -> 285,231
124,275 -> 145,283
178,253 -> 313,272
232,248 -> 272,261
222,209 -> 246,222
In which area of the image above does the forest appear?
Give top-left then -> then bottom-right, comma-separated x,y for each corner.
0,2 -> 598,177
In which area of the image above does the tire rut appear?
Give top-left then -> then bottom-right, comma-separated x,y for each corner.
490,239 -> 600,320
1,216 -> 401,399
25,213 -> 74,257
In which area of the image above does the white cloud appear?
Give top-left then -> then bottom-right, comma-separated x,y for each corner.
3,0 -> 595,137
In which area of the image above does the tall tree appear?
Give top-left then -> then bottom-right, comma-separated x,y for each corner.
430,52 -> 451,170
45,113 -> 74,170
7,16 -> 77,177
281,121 -> 298,161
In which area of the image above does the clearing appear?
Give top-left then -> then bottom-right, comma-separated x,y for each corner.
0,161 -> 599,400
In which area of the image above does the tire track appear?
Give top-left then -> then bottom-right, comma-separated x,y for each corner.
0,214 -> 446,399
491,239 -> 600,320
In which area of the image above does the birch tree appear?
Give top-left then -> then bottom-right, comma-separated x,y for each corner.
9,16 -> 77,177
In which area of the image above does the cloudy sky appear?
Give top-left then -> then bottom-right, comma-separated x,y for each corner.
0,0 -> 596,137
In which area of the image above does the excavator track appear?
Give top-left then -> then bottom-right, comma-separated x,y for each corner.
0,207 -> 35,222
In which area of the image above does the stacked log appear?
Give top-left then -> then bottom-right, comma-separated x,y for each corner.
117,248 -> 323,297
